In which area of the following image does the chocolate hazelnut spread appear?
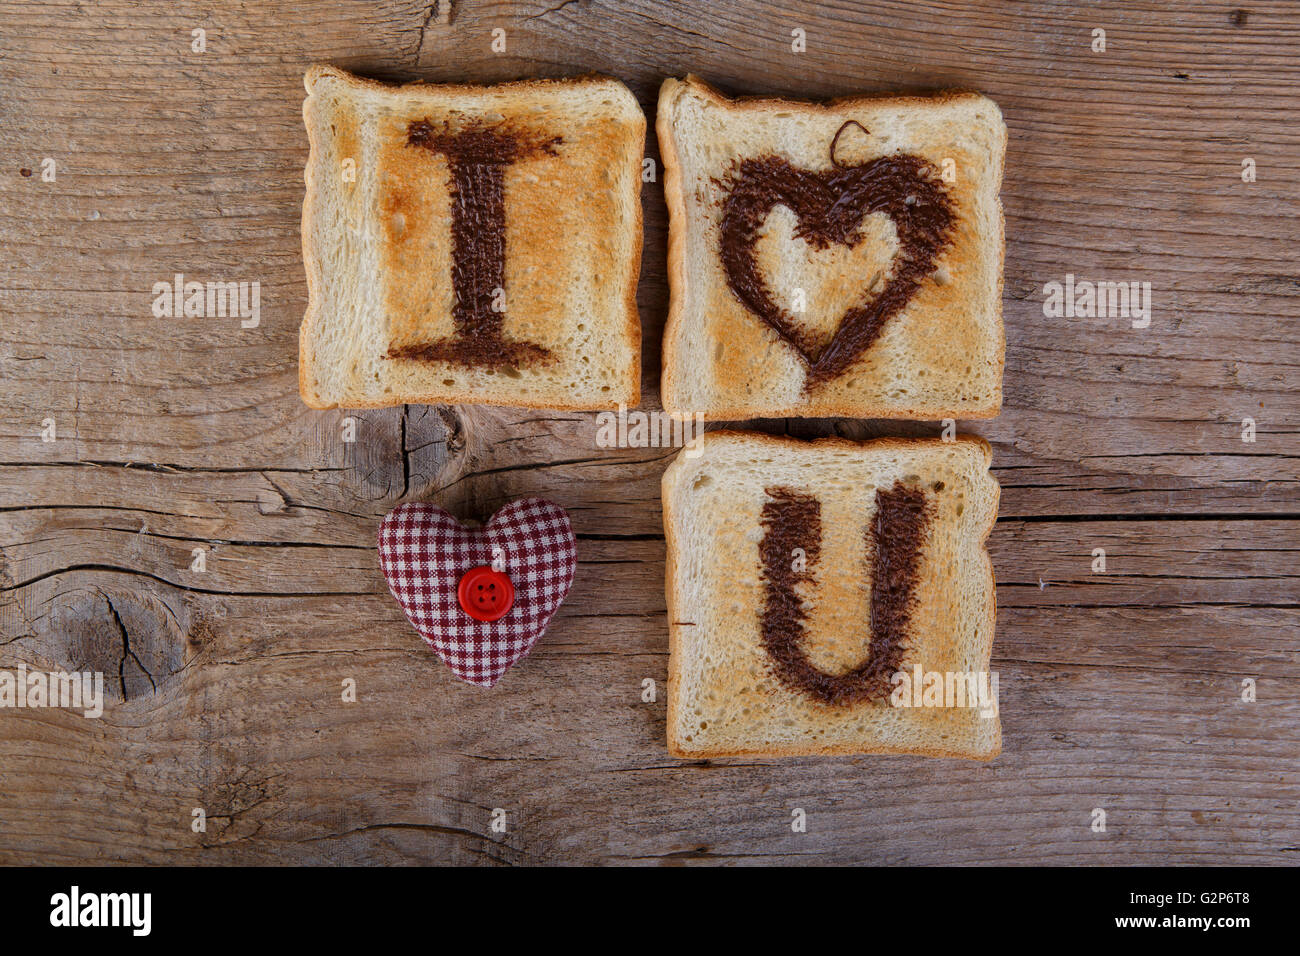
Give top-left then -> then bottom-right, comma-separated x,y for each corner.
386,120 -> 562,369
758,482 -> 931,705
718,139 -> 955,388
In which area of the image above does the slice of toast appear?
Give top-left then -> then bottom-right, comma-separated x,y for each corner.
300,66 -> 645,410
659,76 -> 1006,420
663,430 -> 1000,759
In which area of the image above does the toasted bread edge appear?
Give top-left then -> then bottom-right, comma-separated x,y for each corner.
658,74 -> 1007,422
663,429 -> 1001,761
299,64 -> 646,411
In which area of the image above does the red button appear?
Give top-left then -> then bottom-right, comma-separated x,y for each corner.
457,566 -> 515,622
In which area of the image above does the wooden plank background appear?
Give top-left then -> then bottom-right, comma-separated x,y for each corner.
0,0 -> 1297,865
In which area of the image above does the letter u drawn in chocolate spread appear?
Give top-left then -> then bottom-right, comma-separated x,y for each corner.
719,123 -> 956,389
387,120 -> 562,369
759,482 -> 931,704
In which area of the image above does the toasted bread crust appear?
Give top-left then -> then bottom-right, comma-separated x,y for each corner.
300,65 -> 643,411
659,75 -> 1006,421
663,430 -> 1000,760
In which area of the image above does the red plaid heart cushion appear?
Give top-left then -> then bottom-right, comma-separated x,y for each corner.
378,498 -> 577,687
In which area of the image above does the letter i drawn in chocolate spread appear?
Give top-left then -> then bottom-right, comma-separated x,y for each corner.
387,120 -> 562,369
758,483 -> 931,705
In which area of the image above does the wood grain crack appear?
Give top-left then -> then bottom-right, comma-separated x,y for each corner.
104,592 -> 155,699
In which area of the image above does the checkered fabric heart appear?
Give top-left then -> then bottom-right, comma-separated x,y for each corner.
378,498 -> 577,687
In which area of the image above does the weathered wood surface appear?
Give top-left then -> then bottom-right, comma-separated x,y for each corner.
1,0 -> 1297,864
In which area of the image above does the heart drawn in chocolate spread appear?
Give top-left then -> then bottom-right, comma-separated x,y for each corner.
719,143 -> 956,389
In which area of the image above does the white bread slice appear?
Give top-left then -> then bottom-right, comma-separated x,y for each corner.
300,65 -> 644,410
659,76 -> 1005,420
663,430 -> 1000,760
